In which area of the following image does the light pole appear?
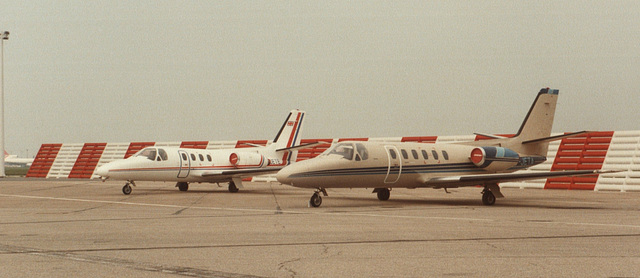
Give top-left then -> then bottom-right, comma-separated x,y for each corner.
1,31 -> 9,177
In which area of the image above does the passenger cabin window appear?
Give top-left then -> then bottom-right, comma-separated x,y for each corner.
411,150 -> 418,159
207,154 -> 212,162
432,150 -> 439,160
401,149 -> 408,159
326,143 -> 354,160
421,150 -> 428,160
190,154 -> 196,161
442,150 -> 449,160
199,154 -> 204,161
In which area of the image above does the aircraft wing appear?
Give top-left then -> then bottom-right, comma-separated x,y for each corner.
200,167 -> 284,179
421,169 -> 619,188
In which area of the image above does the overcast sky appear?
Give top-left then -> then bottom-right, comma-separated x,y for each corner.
2,1 -> 639,157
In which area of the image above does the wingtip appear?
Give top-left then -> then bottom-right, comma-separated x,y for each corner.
595,169 -> 624,174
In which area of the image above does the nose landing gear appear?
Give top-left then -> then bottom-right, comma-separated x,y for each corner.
309,188 -> 328,207
122,181 -> 136,195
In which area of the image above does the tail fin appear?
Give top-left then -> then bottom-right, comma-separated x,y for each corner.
506,88 -> 559,156
272,109 -> 305,162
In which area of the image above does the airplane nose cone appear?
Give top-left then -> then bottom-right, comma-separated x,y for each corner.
276,166 -> 294,185
95,165 -> 110,178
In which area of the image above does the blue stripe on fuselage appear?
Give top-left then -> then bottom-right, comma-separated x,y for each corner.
289,162 -> 484,178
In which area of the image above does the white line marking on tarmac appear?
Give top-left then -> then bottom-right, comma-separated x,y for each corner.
2,193 -> 640,229
0,193 -> 492,222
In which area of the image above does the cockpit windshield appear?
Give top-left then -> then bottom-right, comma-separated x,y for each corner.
323,142 -> 368,161
325,143 -> 354,160
135,148 -> 168,161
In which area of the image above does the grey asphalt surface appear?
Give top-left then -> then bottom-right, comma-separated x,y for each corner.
1,178 -> 639,277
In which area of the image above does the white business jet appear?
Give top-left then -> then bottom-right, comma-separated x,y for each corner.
4,151 -> 34,167
96,110 -> 308,195
277,89 -> 617,207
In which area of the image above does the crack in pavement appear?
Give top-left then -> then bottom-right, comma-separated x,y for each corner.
0,243 -> 265,278
3,233 -> 639,255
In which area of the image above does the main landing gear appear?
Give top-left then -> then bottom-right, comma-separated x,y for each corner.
122,181 -> 136,195
481,190 -> 496,206
176,182 -> 189,192
309,188 -> 328,207
228,181 -> 239,193
481,183 -> 503,206
373,188 -> 391,201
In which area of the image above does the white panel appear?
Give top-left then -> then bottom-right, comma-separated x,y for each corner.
610,130 -> 640,137
369,137 -> 401,143
596,130 -> 640,192
435,135 -> 476,143
47,143 -> 84,179
154,142 -> 181,148
205,140 -> 236,150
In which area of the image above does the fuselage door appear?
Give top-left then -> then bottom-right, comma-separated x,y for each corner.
177,150 -> 190,178
384,145 -> 402,183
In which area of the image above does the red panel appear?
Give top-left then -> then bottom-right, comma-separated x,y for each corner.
26,144 -> 63,178
124,142 -> 155,158
180,141 -> 209,149
402,136 -> 438,143
474,134 -> 515,141
338,138 -> 368,142
296,139 -> 333,162
235,140 -> 268,148
68,143 -> 107,179
545,131 -> 613,190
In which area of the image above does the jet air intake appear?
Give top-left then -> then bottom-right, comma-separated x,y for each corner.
229,152 -> 268,168
470,147 -> 520,171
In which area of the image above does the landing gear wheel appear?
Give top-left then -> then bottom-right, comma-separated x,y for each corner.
482,190 -> 496,206
376,188 -> 391,201
122,184 -> 132,195
228,182 -> 239,193
177,182 -> 189,192
310,193 -> 322,207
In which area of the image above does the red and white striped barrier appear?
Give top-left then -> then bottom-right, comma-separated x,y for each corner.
26,130 -> 640,192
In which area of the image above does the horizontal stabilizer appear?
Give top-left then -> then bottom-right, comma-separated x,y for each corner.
521,131 -> 590,144
243,143 -> 265,148
474,133 -> 508,139
276,141 -> 331,153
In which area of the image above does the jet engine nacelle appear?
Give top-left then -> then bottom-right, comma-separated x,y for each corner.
470,146 -> 520,172
229,152 -> 267,168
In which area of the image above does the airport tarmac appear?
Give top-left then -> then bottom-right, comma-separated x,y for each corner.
1,178 -> 639,277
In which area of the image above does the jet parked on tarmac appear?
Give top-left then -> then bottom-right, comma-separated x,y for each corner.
277,89 -> 617,207
4,151 -> 34,167
96,110 -> 310,195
